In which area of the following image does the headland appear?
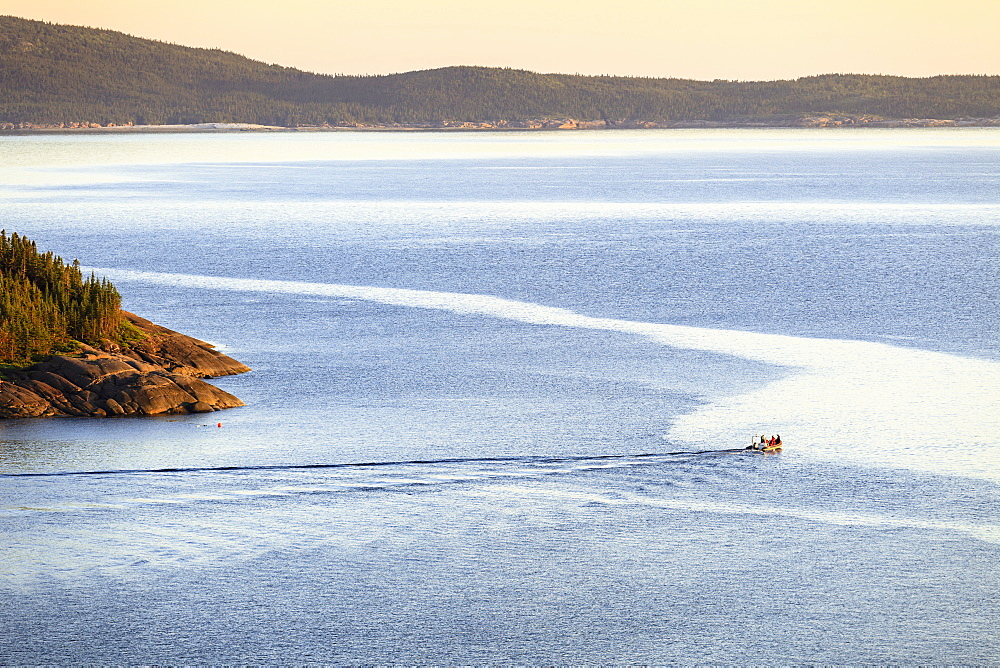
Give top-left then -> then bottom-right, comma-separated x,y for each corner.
0,312 -> 249,418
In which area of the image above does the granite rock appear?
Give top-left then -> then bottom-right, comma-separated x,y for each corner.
0,313 -> 249,418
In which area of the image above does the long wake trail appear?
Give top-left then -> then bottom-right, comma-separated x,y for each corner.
90,267 -> 1000,482
0,449 -> 750,479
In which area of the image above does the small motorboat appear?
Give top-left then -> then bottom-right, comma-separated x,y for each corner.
747,435 -> 783,452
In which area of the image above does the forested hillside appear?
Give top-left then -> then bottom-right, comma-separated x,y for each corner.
0,231 -> 130,365
2,15 -> 999,127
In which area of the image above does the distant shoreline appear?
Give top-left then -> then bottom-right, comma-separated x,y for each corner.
5,17 -> 998,141
4,117 -> 1000,135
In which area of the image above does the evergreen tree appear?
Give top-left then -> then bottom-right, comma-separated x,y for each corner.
0,230 -> 127,365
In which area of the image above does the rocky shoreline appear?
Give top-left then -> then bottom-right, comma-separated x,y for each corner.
3,115 -> 1000,134
0,312 -> 250,419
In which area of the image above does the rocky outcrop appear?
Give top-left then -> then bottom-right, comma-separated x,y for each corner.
0,313 -> 249,418
118,312 -> 251,378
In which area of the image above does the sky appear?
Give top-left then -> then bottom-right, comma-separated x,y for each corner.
1,0 -> 998,80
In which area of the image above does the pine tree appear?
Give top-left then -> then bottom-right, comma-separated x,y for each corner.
0,230 -> 126,365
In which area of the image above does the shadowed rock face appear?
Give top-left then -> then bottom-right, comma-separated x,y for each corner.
0,312 -> 249,418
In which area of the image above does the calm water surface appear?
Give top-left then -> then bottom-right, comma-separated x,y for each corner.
1,129 -> 998,664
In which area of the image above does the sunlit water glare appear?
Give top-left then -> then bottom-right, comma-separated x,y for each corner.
1,129 -> 998,664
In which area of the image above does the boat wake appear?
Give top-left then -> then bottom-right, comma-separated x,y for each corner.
4,445 -> 998,589
0,450 -> 748,479
90,268 -> 1000,482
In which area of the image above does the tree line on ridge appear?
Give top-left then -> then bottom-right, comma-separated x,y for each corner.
2,15 -> 999,127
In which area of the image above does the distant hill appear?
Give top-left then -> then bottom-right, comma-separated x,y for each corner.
2,15 -> 999,128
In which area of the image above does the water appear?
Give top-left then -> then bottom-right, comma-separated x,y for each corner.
1,129 -> 998,664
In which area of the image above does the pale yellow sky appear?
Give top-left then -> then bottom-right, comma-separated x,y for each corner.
2,0 -> 998,79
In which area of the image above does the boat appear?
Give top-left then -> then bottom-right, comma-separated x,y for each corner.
746,435 -> 783,452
